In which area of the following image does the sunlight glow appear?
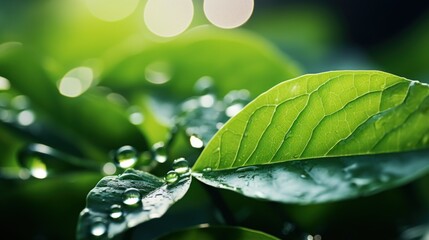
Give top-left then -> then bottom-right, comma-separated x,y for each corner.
59,67 -> 93,98
83,0 -> 139,22
144,0 -> 194,37
203,0 -> 254,29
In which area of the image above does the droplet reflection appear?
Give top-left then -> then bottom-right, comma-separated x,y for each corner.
123,188 -> 141,206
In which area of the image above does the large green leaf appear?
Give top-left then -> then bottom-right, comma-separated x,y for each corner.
193,70 -> 429,171
76,168 -> 191,240
156,225 -> 280,240
101,26 -> 301,98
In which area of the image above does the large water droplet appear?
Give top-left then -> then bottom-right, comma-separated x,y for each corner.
91,219 -> 107,237
110,204 -> 123,220
164,170 -> 179,183
152,142 -> 167,163
172,158 -> 190,175
123,188 -> 141,206
190,135 -> 204,149
114,145 -> 138,169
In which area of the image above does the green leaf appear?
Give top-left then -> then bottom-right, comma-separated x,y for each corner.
193,70 -> 429,171
76,169 -> 191,240
193,149 -> 429,204
156,225 -> 280,240
102,26 -> 301,98
0,43 -> 149,162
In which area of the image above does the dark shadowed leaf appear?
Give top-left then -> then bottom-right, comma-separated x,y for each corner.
156,225 -> 280,240
76,168 -> 191,240
194,149 -> 429,204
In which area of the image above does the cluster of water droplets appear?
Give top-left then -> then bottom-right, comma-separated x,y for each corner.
109,142 -> 169,174
177,76 -> 251,150
0,93 -> 36,127
165,157 -> 191,183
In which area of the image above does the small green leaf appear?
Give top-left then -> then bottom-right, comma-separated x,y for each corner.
76,169 -> 191,240
193,70 -> 429,171
156,225 -> 280,240
193,149 -> 429,204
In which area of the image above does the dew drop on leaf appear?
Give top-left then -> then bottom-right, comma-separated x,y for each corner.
164,170 -> 179,184
114,145 -> 138,169
194,76 -> 215,95
18,151 -> 48,179
109,204 -> 123,220
172,158 -> 190,175
199,94 -> 216,108
91,219 -> 107,237
225,103 -> 244,117
152,142 -> 167,163
122,188 -> 141,206
190,134 -> 204,149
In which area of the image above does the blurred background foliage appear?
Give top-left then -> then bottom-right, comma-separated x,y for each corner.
1,0 -> 429,239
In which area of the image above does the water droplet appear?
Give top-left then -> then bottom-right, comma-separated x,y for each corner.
190,135 -> 204,149
91,219 -> 107,237
223,89 -> 250,105
0,76 -> 10,90
202,167 -> 212,172
145,61 -> 172,84
165,170 -> 179,184
58,67 -> 93,98
127,106 -> 144,125
119,172 -> 143,180
225,103 -> 244,117
216,122 -> 224,129
114,145 -> 138,169
123,188 -> 141,206
110,204 -> 123,220
152,142 -> 167,163
194,76 -> 215,94
300,174 -> 307,178
17,110 -> 35,126
102,162 -> 117,175
20,154 -> 48,179
172,158 -> 190,175
199,94 -> 215,108
236,166 -> 258,172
